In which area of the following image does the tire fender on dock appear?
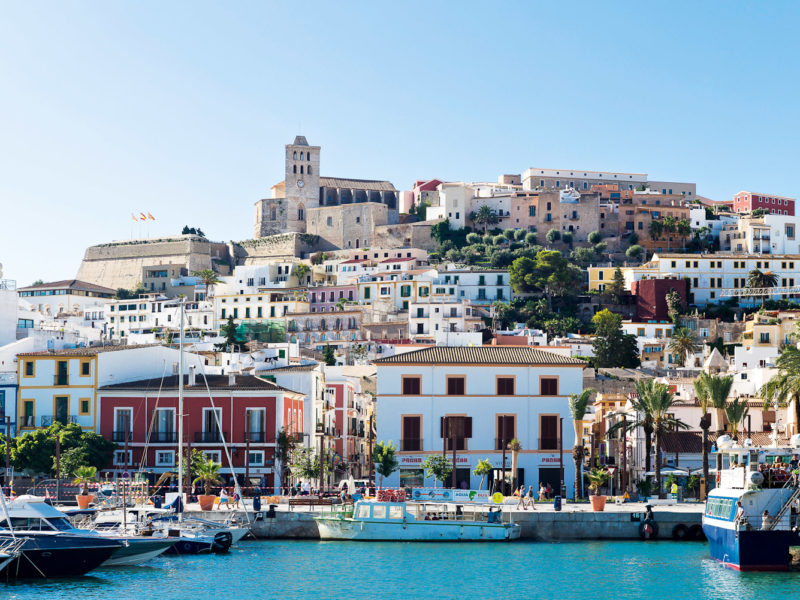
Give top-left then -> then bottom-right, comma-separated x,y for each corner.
671,524 -> 688,540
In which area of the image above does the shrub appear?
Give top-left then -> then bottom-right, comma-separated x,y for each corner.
626,245 -> 645,261
546,229 -> 561,243
525,232 -> 538,245
587,230 -> 602,244
466,232 -> 482,245
514,228 -> 526,241
561,232 -> 573,245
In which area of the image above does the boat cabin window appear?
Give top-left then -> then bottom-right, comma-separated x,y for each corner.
0,516 -> 72,531
388,506 -> 404,520
705,498 -> 735,520
372,505 -> 387,519
356,504 -> 370,519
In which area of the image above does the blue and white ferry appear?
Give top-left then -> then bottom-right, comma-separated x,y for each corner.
702,435 -> 800,571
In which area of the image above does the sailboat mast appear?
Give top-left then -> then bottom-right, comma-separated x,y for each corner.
177,299 -> 185,510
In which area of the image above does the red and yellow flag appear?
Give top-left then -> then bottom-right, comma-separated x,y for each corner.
139,212 -> 147,221
147,212 -> 156,221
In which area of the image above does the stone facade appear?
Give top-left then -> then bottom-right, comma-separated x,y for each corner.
372,221 -> 437,251
76,235 -> 231,290
234,233 -> 321,265
306,203 -> 388,250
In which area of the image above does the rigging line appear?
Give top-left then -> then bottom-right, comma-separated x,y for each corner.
137,360 -> 169,474
197,363 -> 252,526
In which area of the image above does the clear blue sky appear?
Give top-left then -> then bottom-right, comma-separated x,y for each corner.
2,1 -> 799,285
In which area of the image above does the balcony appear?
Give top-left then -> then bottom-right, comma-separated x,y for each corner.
151,431 -> 177,443
538,437 -> 561,451
400,438 -> 422,451
194,431 -> 227,443
40,415 -> 78,427
112,430 -> 133,442
53,375 -> 69,386
245,431 -> 266,443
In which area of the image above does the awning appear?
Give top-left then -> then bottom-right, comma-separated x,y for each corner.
643,468 -> 691,476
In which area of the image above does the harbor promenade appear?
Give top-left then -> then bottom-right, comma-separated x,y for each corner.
186,500 -> 704,541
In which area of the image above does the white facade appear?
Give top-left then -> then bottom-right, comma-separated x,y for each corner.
104,297 -> 214,340
216,262 -> 308,295
433,268 -> 512,305
375,347 -> 584,493
408,299 -> 482,339
428,183 -> 474,228
0,282 -> 16,347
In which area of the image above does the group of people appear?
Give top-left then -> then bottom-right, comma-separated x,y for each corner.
513,483 -> 555,510
734,500 -> 775,530
758,455 -> 800,486
215,487 -> 241,509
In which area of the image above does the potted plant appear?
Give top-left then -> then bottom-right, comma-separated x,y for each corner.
636,478 -> 652,502
586,467 -> 610,512
192,459 -> 223,511
73,465 -> 98,509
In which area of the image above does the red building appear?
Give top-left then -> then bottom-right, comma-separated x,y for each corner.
733,191 -> 795,216
323,374 -> 368,479
632,278 -> 688,321
98,373 -> 304,489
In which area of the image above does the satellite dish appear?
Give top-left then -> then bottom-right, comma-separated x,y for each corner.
717,435 -> 733,449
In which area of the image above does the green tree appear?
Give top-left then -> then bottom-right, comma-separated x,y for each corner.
591,309 -> 640,368
628,232 -> 639,245
524,232 -> 538,246
760,346 -> 800,435
694,372 -> 733,489
192,269 -> 222,299
502,229 -> 516,241
513,228 -> 526,241
662,215 -> 677,251
490,249 -> 513,268
570,247 -> 596,267
421,455 -> 452,488
586,468 -> 610,496
724,397 -> 750,443
14,423 -> 115,475
587,230 -> 602,244
473,459 -> 493,490
466,232 -> 482,245
192,459 -> 223,496
676,218 -> 692,249
666,288 -> 684,324
668,327 -> 701,367
73,465 -> 97,496
293,263 -> 311,283
445,248 -> 463,263
561,231 -> 573,246
508,438 -> 522,490
747,268 -> 779,307
410,200 -> 431,221
291,447 -> 329,482
626,245 -> 645,262
373,441 -> 399,489
593,242 -> 608,256
275,427 -> 296,491
546,229 -> 561,244
569,388 -> 596,500
217,315 -> 243,351
323,344 -> 336,366
648,220 -> 663,247
471,205 -> 499,232
607,268 -> 626,304
31,279 -> 44,286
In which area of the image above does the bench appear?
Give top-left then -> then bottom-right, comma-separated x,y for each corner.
288,497 -> 335,510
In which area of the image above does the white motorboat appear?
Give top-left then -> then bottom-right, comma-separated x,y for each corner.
315,501 -> 521,541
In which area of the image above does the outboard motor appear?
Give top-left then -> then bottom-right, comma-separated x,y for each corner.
212,531 -> 233,553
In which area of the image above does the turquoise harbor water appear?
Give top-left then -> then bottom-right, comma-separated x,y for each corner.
5,540 -> 800,600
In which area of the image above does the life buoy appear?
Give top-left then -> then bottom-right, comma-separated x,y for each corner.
671,524 -> 688,540
639,519 -> 659,540
689,524 -> 705,541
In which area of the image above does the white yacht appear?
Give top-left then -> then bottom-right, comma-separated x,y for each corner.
315,501 -> 521,541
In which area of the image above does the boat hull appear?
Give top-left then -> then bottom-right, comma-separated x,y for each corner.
702,522 -> 796,571
102,538 -> 177,566
316,518 -> 520,542
0,534 -> 120,579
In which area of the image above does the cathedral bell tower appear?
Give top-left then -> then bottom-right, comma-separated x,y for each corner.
284,135 -> 320,232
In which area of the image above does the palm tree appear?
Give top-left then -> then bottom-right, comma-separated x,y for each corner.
662,216 -> 677,251
193,269 -> 222,300
760,346 -> 800,436
294,263 -> 311,284
694,373 -> 733,494
569,388 -> 596,500
473,458 -> 493,490
747,268 -> 779,307
508,438 -> 522,490
668,327 -> 701,367
73,465 -> 97,496
608,391 -> 655,473
648,220 -> 663,249
471,204 -> 499,233
676,218 -> 692,250
373,441 -> 399,490
635,379 -> 689,492
724,397 -> 750,443
192,458 -> 223,496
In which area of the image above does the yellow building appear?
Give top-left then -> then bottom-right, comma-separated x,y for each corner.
587,267 -> 620,292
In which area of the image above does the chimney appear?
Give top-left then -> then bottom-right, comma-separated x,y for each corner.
188,365 -> 196,387
228,372 -> 236,386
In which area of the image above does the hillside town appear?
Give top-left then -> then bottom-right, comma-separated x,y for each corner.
2,134 -> 800,502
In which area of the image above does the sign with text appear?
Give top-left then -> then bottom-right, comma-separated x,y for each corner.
410,488 -> 492,504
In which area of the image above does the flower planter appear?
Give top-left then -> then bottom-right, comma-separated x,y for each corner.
590,495 -> 607,512
75,494 -> 95,509
198,494 -> 215,511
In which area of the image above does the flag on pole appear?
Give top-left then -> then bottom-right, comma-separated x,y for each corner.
131,213 -> 138,222
147,212 -> 155,221
139,212 -> 147,221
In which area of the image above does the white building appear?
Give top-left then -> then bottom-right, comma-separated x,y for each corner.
521,167 -> 696,197
433,268 -> 512,305
375,346 -> 585,493
16,280 -> 115,317
0,280 -> 16,347
408,299 -> 483,339
104,296 -> 214,340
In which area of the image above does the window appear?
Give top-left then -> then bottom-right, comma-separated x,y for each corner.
248,451 -> 265,466
401,415 -> 421,451
496,377 -> 515,395
539,415 -> 559,449
540,377 -> 558,396
156,451 -> 175,467
113,450 -> 133,466
204,450 -> 222,463
402,376 -> 421,395
79,398 -> 91,415
24,361 -> 34,377
327,217 -> 333,226
21,400 -> 35,427
637,328 -> 645,336
446,376 -> 466,395
81,361 -> 91,376
496,415 -> 515,449
441,415 -> 472,451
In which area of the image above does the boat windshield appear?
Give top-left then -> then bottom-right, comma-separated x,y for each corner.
0,517 -> 71,531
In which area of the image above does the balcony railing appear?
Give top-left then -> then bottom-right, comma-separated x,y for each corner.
20,415 -> 36,428
245,431 -> 266,443
112,430 -> 133,442
400,438 -> 422,451
53,375 -> 69,386
150,431 -> 177,443
538,437 -> 560,451
40,415 -> 78,427
194,431 -> 227,443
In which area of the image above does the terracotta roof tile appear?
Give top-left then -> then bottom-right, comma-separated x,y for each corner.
374,346 -> 586,366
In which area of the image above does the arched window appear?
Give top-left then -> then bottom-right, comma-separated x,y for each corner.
307,165 -> 312,175
300,166 -> 304,174
300,151 -> 304,160
305,319 -> 311,330
298,204 -> 305,221
307,152 -> 311,161
293,151 -> 297,159
293,165 -> 297,174
356,239 -> 360,248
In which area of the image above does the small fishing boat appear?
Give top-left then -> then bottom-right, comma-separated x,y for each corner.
315,501 -> 521,542
702,437 -> 800,571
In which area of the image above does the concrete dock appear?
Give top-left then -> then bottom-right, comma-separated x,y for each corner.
186,500 -> 705,541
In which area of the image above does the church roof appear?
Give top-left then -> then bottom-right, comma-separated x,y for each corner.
320,177 -> 396,192
292,136 -> 309,146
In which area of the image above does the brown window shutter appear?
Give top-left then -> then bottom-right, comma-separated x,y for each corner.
465,417 -> 473,438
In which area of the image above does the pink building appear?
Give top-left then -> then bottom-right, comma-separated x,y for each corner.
309,285 -> 358,312
733,191 -> 795,216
